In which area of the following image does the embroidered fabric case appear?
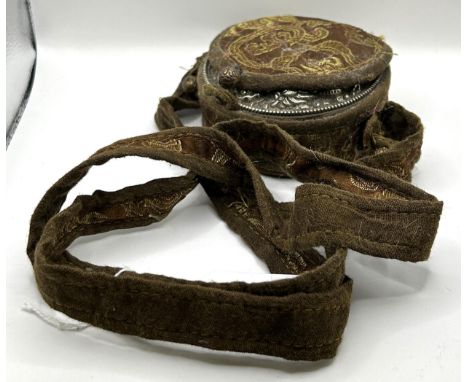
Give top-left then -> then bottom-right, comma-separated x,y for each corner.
27,15 -> 442,363
158,16 -> 421,180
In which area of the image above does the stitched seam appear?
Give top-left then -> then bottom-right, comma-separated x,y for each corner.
42,294 -> 342,350
227,205 -> 302,273
47,216 -> 153,257
43,209 -> 312,293
304,191 -> 439,216
47,203 -> 302,276
49,228 -> 348,312
295,230 -> 421,250
39,273 -> 348,313
44,213 -> 347,305
57,251 -> 347,306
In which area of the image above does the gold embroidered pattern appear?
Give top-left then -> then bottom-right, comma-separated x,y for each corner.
129,138 -> 183,152
211,148 -> 231,166
349,174 -> 403,199
349,174 -> 380,191
101,137 -> 182,154
118,193 -> 185,220
219,16 -> 389,76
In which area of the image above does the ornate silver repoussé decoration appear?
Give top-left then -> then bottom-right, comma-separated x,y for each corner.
202,58 -> 382,116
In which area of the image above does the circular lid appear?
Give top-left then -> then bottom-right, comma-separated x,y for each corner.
208,16 -> 392,91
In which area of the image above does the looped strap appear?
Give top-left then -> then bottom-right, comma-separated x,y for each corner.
28,57 -> 441,361
28,123 -> 441,361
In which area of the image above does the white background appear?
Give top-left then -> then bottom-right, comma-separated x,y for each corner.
6,1 -> 461,381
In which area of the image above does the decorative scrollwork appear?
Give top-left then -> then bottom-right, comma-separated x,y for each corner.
218,16 -> 390,76
202,58 -> 381,115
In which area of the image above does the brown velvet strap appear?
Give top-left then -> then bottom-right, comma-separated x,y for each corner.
28,122 -> 441,361
154,59 -> 442,262
156,55 -> 423,181
28,56 -> 442,362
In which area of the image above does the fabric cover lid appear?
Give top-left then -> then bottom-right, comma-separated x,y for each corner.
208,16 -> 393,92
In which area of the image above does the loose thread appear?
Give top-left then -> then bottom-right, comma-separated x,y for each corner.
114,266 -> 131,278
22,267 -> 131,331
22,302 -> 90,331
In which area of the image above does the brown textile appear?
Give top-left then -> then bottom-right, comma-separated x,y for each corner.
28,16 -> 442,362
28,125 -> 441,361
156,53 -> 420,181
209,16 -> 392,91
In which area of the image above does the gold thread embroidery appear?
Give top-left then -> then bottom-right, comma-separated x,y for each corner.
58,193 -> 186,241
101,138 -> 182,154
211,148 -> 231,166
219,16 -> 388,76
349,174 -> 403,199
349,174 -> 380,191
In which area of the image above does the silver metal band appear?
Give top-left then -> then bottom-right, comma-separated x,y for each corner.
202,58 -> 382,116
